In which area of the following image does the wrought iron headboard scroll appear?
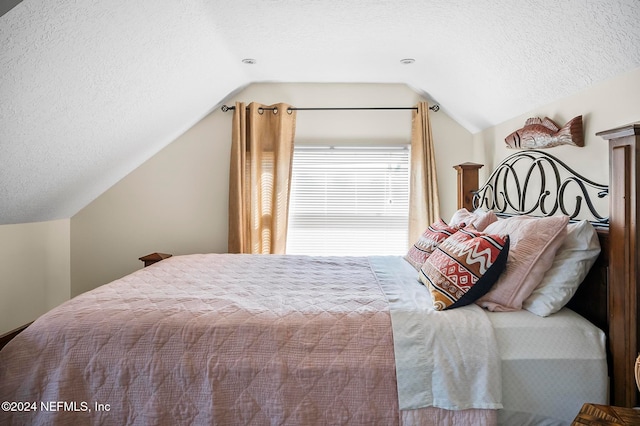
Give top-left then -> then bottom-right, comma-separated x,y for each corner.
473,150 -> 609,227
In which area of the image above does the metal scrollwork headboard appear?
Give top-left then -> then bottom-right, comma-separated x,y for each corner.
473,150 -> 609,227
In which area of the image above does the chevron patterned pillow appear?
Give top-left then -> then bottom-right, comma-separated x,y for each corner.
419,227 -> 510,311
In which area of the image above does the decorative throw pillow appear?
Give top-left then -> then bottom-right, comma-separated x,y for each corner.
449,208 -> 498,231
405,219 -> 461,270
523,220 -> 601,317
419,227 -> 510,311
477,215 -> 569,311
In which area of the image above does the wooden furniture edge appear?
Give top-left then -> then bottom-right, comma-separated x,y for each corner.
139,252 -> 172,267
599,122 -> 640,407
453,162 -> 483,210
572,403 -> 640,425
0,322 -> 32,352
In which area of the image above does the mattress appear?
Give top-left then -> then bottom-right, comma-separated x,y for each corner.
488,309 -> 608,425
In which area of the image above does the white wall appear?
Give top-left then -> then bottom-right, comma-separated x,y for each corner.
241,83 -> 473,221
473,67 -> 640,185
0,219 -> 70,334
71,83 -> 473,295
70,106 -> 231,296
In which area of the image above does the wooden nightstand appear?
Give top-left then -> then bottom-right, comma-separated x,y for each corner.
139,252 -> 172,267
572,403 -> 640,425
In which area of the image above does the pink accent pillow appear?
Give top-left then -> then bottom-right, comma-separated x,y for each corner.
449,208 -> 498,231
477,215 -> 569,311
523,220 -> 601,317
405,219 -> 460,270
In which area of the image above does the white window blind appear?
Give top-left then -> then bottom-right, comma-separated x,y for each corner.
286,145 -> 410,256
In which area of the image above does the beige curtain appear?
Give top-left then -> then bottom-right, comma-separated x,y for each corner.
228,102 -> 297,254
409,101 -> 441,244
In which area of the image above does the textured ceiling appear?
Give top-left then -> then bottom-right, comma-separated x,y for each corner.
1,0 -> 639,225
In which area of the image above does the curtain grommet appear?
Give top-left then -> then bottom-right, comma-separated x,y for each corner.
272,107 -> 278,115
258,107 -> 264,115
287,107 -> 293,115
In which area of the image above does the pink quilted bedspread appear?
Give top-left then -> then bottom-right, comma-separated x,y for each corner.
1,254 -> 400,425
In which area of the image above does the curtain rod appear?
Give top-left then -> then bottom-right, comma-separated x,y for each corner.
220,104 -> 440,113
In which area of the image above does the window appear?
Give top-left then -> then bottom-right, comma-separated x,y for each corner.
286,145 -> 410,256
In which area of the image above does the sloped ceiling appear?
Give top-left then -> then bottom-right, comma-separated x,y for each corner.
1,0 -> 639,225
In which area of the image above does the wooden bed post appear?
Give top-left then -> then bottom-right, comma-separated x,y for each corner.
598,122 -> 640,408
453,162 -> 483,211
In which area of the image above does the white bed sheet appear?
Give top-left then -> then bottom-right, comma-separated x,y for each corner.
371,255 -> 502,411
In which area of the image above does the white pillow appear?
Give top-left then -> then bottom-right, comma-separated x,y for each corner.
522,220 -> 601,317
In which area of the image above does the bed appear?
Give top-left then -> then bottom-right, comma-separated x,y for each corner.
1,122 -> 638,425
